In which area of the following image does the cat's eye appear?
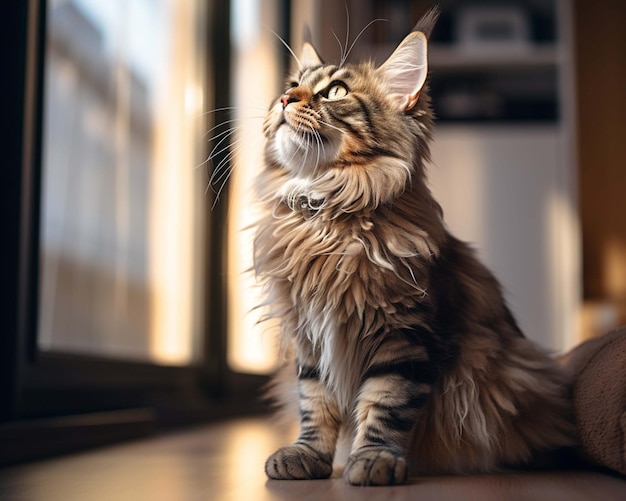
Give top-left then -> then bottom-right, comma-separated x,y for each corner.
325,82 -> 348,100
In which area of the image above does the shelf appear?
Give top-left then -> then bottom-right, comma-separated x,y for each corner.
429,44 -> 559,70
370,43 -> 559,71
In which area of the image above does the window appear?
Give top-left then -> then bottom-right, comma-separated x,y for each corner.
1,0 -> 274,459
2,0 -> 297,465
39,0 -> 207,365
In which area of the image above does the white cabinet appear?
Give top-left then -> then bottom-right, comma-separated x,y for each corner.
429,125 -> 579,351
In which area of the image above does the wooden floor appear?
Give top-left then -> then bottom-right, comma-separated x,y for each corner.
1,417 -> 625,501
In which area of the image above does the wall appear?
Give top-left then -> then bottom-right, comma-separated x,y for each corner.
575,0 -> 626,334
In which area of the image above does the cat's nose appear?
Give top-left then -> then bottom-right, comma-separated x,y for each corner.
280,94 -> 294,109
281,88 -> 309,108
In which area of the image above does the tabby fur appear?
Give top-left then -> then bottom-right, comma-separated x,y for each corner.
254,9 -> 574,486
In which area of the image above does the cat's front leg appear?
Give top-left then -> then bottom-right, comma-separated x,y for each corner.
344,342 -> 436,486
265,357 -> 341,480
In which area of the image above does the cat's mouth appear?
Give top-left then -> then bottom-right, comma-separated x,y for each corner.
279,119 -> 330,146
281,117 -> 320,134
269,105 -> 344,173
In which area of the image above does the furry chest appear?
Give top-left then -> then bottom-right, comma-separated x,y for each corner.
275,215 -> 427,324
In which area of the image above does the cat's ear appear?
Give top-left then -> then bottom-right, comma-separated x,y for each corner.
377,31 -> 428,111
299,25 -> 323,69
300,42 -> 323,69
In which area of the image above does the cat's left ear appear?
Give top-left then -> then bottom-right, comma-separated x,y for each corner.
300,42 -> 323,69
377,31 -> 428,111
299,25 -> 323,69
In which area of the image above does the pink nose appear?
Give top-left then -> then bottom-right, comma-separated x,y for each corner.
280,94 -> 293,109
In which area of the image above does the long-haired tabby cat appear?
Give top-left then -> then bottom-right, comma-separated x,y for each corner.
253,8 -> 574,486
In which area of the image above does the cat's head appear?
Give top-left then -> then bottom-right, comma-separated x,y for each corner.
263,9 -> 439,201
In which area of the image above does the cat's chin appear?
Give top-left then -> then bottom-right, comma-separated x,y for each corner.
272,125 -> 340,175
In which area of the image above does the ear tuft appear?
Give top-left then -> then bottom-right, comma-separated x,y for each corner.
412,6 -> 441,40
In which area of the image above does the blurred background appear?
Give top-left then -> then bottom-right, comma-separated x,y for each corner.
2,0 -> 625,464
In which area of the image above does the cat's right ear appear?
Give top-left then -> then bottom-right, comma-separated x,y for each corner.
377,31 -> 428,112
299,25 -> 323,69
377,6 -> 439,111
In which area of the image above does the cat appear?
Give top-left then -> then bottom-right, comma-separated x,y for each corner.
253,8 -> 575,486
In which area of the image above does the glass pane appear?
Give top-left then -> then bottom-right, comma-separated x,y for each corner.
39,0 -> 208,365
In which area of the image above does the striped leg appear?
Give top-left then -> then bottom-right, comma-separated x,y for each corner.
265,363 -> 341,480
344,342 -> 435,486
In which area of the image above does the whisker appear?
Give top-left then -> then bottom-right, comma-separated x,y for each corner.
341,4 -> 350,67
210,161 -> 235,195
208,137 -> 246,185
208,129 -> 243,157
208,151 -> 235,187
344,18 -> 388,63
208,126 -> 241,161
196,106 -> 268,122
300,130 -> 311,172
209,160 -> 233,192
203,113 -> 267,140
270,28 -> 301,68
200,106 -> 238,116
208,143 -> 244,206
204,115 -> 267,209
313,130 -> 321,169
203,121 -> 241,141
196,127 -> 240,171
332,29 -> 345,66
318,120 -> 345,134
312,129 -> 323,177
209,131 -> 264,191
206,105 -> 268,114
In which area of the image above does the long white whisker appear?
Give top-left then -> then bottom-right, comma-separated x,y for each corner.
318,120 -> 345,134
312,129 -> 323,177
210,167 -> 234,208
209,160 -> 233,193
200,106 -> 239,116
203,113 -> 267,139
209,133 -> 263,195
344,18 -> 388,63
204,116 -> 267,210
208,137 -> 247,185
208,140 -> 249,206
341,4 -> 350,67
300,130 -> 311,173
270,28 -> 301,68
208,126 -> 241,161
205,139 -> 241,189
208,132 -> 240,169
206,127 -> 240,154
196,126 -> 240,171
203,121 -> 240,140
332,29 -> 345,65
210,157 -> 235,191
207,157 -> 234,195
196,106 -> 267,122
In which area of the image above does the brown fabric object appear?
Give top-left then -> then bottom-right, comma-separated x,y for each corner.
563,327 -> 626,475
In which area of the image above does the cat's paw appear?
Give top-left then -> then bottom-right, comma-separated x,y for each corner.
265,444 -> 333,480
344,447 -> 408,486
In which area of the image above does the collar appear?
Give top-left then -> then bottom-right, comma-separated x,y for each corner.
293,195 -> 325,218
